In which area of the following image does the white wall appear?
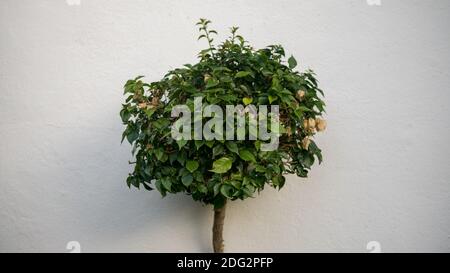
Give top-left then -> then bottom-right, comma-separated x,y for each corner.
1,0 -> 449,253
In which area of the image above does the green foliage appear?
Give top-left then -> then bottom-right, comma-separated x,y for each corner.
120,19 -> 326,208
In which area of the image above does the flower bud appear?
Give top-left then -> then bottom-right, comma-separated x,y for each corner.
138,102 -> 147,109
204,74 -> 211,82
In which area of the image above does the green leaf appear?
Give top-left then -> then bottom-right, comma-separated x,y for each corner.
162,178 -> 172,191
220,184 -> 233,198
268,95 -> 278,104
230,180 -> 241,189
235,71 -> 252,78
297,106 -> 312,112
242,97 -> 253,105
177,152 -> 186,165
302,154 -> 315,168
230,172 -> 242,181
152,118 -> 170,130
159,153 -> 168,163
177,139 -> 188,150
225,142 -> 239,154
213,144 -> 224,157
169,153 -> 177,164
126,128 -> 139,144
154,148 -> 164,161
288,55 -> 297,69
126,176 -> 137,188
205,79 -> 219,89
195,140 -> 204,150
193,171 -> 204,182
213,183 -> 221,197
239,149 -> 256,163
198,184 -> 208,194
210,157 -> 233,173
243,185 -> 255,197
186,160 -> 199,173
145,108 -> 156,118
181,174 -> 193,187
254,140 -> 261,151
120,108 -> 131,123
155,180 -> 165,196
272,175 -> 286,189
255,165 -> 266,173
308,140 -> 323,164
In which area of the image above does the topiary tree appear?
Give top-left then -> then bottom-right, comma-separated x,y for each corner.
120,19 -> 326,253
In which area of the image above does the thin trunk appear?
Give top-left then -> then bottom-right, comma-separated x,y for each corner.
212,201 -> 227,253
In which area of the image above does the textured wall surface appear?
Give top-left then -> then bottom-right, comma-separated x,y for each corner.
1,0 -> 449,252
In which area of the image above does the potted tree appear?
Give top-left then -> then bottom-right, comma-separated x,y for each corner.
120,19 -> 326,253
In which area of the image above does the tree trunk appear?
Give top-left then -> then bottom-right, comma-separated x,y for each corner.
212,201 -> 227,253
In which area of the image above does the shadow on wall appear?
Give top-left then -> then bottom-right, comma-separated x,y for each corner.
61,107 -> 212,252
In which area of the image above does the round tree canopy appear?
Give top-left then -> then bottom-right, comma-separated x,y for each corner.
120,19 -> 326,209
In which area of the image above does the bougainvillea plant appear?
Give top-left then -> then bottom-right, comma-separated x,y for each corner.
120,19 -> 326,252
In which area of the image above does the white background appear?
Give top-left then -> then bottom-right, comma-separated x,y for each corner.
1,0 -> 449,252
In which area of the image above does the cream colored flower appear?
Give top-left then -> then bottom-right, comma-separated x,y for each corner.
303,119 -> 308,129
204,74 -> 211,82
316,118 -> 327,132
296,90 -> 306,100
308,118 -> 316,128
138,102 -> 147,109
